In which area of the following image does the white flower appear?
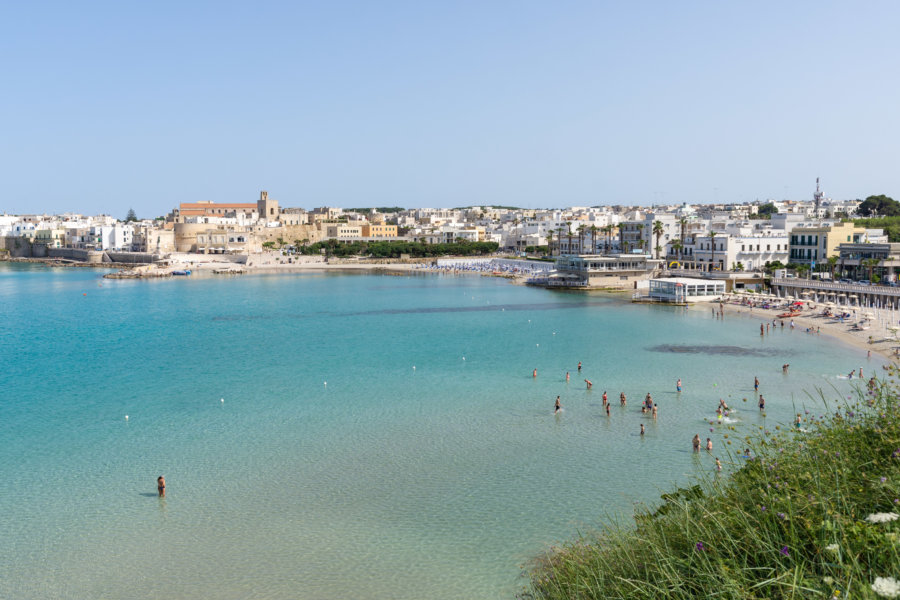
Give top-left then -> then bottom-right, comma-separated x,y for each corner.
866,512 -> 900,524
872,576 -> 900,598
823,576 -> 834,585
825,544 -> 839,552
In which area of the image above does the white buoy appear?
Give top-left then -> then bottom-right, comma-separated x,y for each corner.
536,343 -> 539,347
220,398 -> 224,403
462,357 -> 466,361
324,381 -> 327,386
412,366 -> 416,370
124,415 -> 129,421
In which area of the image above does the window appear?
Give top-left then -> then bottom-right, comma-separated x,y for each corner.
767,244 -> 770,251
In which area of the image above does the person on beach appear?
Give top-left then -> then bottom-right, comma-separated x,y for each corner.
754,376 -> 759,392
157,475 -> 166,498
640,423 -> 645,436
758,395 -> 765,411
602,391 -> 608,406
577,362 -> 582,372
692,434 -> 701,451
554,396 -> 562,413
533,368 -> 537,378
706,438 -> 712,451
585,379 -> 592,389
676,378 -> 682,392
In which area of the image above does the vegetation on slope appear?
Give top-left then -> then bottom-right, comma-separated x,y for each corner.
524,374 -> 900,599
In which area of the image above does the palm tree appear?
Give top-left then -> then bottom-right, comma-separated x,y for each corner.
565,223 -> 574,256
679,217 -> 688,247
671,239 -> 683,267
589,225 -> 599,255
635,224 -> 644,254
546,230 -> 554,256
602,225 -> 612,254
577,224 -> 586,255
863,257 -> 881,282
708,231 -> 718,272
827,255 -> 839,281
652,220 -> 664,260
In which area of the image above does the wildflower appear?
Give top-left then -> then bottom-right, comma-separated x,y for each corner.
872,576 -> 900,598
777,512 -> 786,520
760,506 -> 767,512
823,576 -> 834,584
866,513 -> 900,524
825,543 -> 839,552
780,546 -> 789,556
695,542 -> 704,551
882,477 -> 888,484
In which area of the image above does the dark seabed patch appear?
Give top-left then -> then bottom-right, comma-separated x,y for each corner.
212,300 -> 610,321
648,344 -> 786,357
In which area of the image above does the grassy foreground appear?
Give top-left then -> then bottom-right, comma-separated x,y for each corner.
523,371 -> 900,599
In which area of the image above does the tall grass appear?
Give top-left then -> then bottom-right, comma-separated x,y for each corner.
523,370 -> 900,599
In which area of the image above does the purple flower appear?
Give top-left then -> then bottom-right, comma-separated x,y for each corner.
780,546 -> 789,556
892,449 -> 900,458
777,512 -> 786,520
882,477 -> 888,483
695,542 -> 704,551
760,506 -> 767,512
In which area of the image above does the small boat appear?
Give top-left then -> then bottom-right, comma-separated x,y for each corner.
172,269 -> 192,276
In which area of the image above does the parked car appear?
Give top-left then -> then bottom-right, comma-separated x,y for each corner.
857,280 -> 871,286
839,278 -> 852,284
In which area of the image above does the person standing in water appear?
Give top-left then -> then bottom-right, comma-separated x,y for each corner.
602,391 -> 608,406
715,458 -> 722,471
692,434 -> 701,451
620,392 -> 627,406
676,378 -> 682,392
577,361 -> 582,372
585,379 -> 592,389
554,396 -> 562,413
566,371 -> 570,382
758,395 -> 765,411
157,475 -> 166,498
706,438 -> 712,451
640,423 -> 645,436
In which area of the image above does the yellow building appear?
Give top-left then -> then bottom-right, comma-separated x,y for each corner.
360,224 -> 398,238
789,222 -> 867,265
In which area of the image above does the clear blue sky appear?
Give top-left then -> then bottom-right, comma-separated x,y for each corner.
2,1 -> 899,217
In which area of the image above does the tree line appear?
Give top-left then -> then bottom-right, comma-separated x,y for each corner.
292,239 -> 499,258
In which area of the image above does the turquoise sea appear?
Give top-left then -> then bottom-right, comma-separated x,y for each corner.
0,263 -> 880,599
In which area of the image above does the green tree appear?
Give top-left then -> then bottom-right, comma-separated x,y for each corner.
708,231 -> 718,272
863,257 -> 881,281
757,203 -> 778,217
125,208 -> 138,222
857,195 -> 900,217
827,255 -> 839,280
588,225 -> 599,255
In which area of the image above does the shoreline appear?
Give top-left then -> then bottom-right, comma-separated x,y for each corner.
718,298 -> 899,362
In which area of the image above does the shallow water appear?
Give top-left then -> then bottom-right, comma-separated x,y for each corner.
0,263 -> 879,599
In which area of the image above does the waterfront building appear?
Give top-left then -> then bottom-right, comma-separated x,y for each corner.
788,222 -> 868,267
644,277 -> 726,303
543,254 -> 663,289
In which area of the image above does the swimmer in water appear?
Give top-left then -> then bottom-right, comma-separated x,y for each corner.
795,413 -> 802,428
577,361 -> 582,372
640,423 -> 645,436
605,402 -> 610,416
651,404 -> 657,419
706,438 -> 712,451
602,391 -> 607,406
692,434 -> 701,452
620,392 -> 627,406
533,368 -> 537,378
758,395 -> 765,411
585,379 -> 592,389
754,376 -> 759,392
554,396 -> 562,413
566,371 -> 570,382
715,458 -> 722,471
157,475 -> 166,498
676,378 -> 682,392
719,398 -> 729,411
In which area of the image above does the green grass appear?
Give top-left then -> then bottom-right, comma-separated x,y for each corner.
522,372 -> 900,599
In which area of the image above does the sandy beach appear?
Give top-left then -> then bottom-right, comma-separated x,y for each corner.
719,297 -> 900,363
